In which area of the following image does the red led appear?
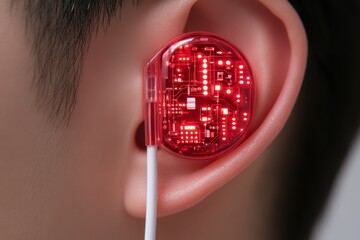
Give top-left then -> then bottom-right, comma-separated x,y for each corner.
145,32 -> 254,159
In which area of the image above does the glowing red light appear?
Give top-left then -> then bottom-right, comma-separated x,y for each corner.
184,125 -> 196,130
145,32 -> 254,159
222,108 -> 229,115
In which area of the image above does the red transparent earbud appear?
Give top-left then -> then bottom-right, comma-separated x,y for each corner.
145,32 -> 254,160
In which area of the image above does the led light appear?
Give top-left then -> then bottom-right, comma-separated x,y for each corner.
145,32 -> 254,160
184,125 -> 196,130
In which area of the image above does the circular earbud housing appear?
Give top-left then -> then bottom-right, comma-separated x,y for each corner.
145,32 -> 254,160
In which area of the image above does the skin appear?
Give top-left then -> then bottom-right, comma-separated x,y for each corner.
0,0 -> 307,239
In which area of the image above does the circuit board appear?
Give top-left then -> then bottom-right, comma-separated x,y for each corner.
158,35 -> 254,159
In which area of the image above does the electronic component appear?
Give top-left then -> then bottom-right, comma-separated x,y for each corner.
145,32 -> 254,160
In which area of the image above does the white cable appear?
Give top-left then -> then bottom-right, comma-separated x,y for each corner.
144,145 -> 158,240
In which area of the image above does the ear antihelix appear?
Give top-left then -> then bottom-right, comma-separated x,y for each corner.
145,32 -> 255,160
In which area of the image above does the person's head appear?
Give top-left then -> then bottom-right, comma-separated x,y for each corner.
0,0 -> 358,239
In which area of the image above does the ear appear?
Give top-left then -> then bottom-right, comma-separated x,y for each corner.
124,0 -> 307,218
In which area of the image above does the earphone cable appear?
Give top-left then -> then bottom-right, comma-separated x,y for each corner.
144,145 -> 158,240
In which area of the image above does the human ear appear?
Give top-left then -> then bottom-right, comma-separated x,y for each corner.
123,0 -> 307,218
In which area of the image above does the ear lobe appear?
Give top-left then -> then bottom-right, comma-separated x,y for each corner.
124,0 -> 307,218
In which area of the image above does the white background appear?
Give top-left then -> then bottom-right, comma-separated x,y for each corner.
312,130 -> 360,240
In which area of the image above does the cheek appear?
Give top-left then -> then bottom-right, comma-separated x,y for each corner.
66,18 -> 146,189
0,2 -> 45,162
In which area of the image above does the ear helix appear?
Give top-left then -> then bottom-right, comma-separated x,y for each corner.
145,32 -> 254,160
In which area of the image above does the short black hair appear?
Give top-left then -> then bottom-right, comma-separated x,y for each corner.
14,0 -> 140,124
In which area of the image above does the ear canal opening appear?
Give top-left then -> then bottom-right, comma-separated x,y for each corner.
135,121 -> 146,151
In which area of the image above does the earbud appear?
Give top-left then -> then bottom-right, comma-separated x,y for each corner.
145,32 -> 254,160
